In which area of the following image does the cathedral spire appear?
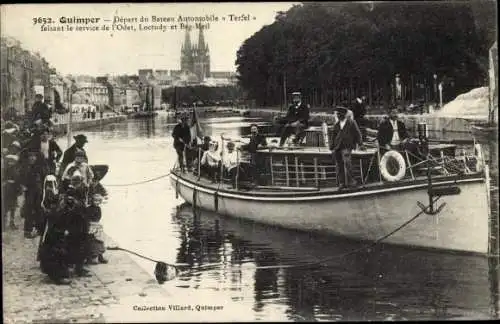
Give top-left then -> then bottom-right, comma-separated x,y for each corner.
182,28 -> 191,53
197,26 -> 207,54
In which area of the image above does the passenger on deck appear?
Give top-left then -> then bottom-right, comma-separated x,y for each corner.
200,136 -> 211,152
377,108 -> 409,151
279,92 -> 310,147
200,141 -> 221,183
241,124 -> 267,184
330,106 -> 365,190
222,141 -> 244,188
172,114 -> 191,172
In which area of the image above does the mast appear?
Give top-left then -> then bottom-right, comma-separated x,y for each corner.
283,72 -> 287,112
67,88 -> 72,148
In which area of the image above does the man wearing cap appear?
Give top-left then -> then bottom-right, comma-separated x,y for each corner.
31,94 -> 52,128
172,114 -> 191,172
20,147 -> 48,238
60,134 -> 89,177
377,108 -> 409,151
2,154 -> 21,230
279,92 -> 310,147
222,141 -> 241,188
330,106 -> 365,189
241,124 -> 268,184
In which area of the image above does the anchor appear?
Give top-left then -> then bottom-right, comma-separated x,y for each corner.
416,139 -> 460,216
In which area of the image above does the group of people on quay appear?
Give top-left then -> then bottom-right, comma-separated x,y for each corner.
2,96 -> 108,285
173,91 -> 412,190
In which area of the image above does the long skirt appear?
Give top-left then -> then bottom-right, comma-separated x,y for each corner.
39,223 -> 71,280
87,222 -> 105,257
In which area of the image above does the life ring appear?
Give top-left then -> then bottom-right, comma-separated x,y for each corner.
380,150 -> 406,182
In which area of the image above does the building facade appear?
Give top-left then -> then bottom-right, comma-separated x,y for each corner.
1,36 -> 58,117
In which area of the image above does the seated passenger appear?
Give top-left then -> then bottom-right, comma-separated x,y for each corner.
222,141 -> 246,188
200,136 -> 211,152
377,108 -> 409,151
201,141 -> 221,183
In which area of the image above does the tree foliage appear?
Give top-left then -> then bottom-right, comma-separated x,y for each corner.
235,1 -> 496,107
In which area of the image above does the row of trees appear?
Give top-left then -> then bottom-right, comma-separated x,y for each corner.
236,1 -> 496,108
162,85 -> 242,107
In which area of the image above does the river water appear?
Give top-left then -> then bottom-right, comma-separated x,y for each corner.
55,113 -> 499,321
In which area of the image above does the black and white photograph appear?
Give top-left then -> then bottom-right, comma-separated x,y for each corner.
1,1 -> 498,322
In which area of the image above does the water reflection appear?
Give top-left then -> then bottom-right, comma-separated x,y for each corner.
173,204 -> 498,321
57,114 -> 498,321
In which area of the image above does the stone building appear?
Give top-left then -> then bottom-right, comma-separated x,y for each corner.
1,36 -> 55,117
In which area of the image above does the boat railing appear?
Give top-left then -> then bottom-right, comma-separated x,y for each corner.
180,134 -> 485,191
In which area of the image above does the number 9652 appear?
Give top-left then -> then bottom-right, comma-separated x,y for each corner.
33,17 -> 53,25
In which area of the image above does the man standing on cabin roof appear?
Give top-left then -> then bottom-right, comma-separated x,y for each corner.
279,92 -> 310,147
172,114 -> 191,173
330,106 -> 365,190
377,108 -> 409,151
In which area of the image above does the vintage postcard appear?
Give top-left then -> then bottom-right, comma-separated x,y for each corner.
1,1 -> 498,323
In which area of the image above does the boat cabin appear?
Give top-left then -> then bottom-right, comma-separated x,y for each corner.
182,126 -> 483,192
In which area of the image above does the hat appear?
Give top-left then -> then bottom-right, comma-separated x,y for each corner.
75,149 -> 85,157
291,92 -> 301,96
71,170 -> 83,178
10,141 -> 21,149
335,106 -> 348,113
26,146 -> 40,154
5,154 -> 19,162
74,134 -> 88,143
45,175 -> 57,182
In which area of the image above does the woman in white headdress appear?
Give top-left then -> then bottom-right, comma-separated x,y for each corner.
38,175 -> 73,284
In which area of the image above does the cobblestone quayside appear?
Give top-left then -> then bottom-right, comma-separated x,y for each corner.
2,215 -> 171,323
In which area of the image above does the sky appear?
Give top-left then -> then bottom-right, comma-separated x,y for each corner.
1,2 -> 297,76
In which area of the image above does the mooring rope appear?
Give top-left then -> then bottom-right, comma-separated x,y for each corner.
108,196 -> 442,277
251,196 -> 442,270
101,173 -> 171,187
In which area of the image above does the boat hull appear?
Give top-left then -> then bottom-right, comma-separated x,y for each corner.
170,173 -> 490,255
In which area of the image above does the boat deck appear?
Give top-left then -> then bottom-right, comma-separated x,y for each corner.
172,169 -> 483,198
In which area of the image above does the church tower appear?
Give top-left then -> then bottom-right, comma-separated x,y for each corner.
180,28 -> 194,73
193,26 -> 210,81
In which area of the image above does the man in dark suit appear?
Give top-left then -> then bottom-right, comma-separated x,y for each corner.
31,94 -> 52,128
279,92 -> 310,146
330,106 -> 365,189
377,108 -> 409,150
24,126 -> 62,175
59,134 -> 88,178
172,114 -> 191,172
241,124 -> 268,184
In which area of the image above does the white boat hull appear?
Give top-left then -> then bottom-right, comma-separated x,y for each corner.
170,174 -> 490,255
